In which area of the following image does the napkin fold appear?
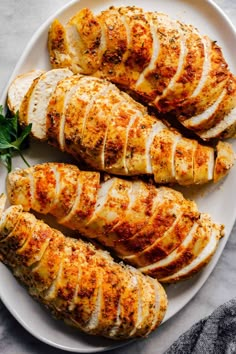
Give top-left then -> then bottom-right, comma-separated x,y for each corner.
164,298 -> 236,354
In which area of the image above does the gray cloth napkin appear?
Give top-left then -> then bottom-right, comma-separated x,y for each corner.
164,298 -> 236,354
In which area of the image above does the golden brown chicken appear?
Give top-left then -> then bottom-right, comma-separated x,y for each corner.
0,194 -> 167,339
7,163 -> 224,283
7,69 -> 235,186
48,6 -> 236,140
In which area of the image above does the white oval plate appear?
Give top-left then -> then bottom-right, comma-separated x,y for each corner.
1,0 -> 236,352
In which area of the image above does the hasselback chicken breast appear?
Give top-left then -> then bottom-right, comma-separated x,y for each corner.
0,194 -> 167,339
48,6 -> 236,140
7,69 -> 235,186
7,163 -> 224,282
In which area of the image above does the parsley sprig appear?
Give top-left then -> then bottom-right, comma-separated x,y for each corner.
0,105 -> 32,172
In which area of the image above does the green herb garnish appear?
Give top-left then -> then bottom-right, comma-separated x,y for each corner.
0,105 -> 32,172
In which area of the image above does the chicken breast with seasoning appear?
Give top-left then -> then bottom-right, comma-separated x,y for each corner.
7,163 -> 224,283
48,6 -> 236,140
7,69 -> 235,186
0,194 -> 167,339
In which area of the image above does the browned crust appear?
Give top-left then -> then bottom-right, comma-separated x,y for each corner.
141,215 -> 213,279
150,129 -> 180,184
69,8 -> 102,74
60,171 -> 100,232
122,213 -> 198,267
19,75 -> 43,128
177,39 -> 230,119
50,163 -> 80,219
156,23 -> 205,112
214,141 -> 236,183
32,164 -> 57,213
48,19 -> 72,69
46,75 -> 82,150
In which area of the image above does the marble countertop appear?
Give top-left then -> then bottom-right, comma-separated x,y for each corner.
0,1 -> 236,353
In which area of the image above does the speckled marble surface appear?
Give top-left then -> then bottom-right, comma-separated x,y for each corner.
0,1 -> 236,353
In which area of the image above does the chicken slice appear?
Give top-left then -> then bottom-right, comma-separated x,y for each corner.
59,171 -> 100,233
31,164 -> 57,214
46,75 -> 83,150
49,163 -> 79,219
135,12 -> 182,101
125,113 -> 156,175
85,178 -> 132,247
108,266 -> 140,338
159,225 -> 221,282
92,7 -> 128,84
174,138 -> 198,185
113,7 -> 152,86
28,230 -> 65,294
154,21 -> 186,109
0,204 -> 23,240
20,68 -> 73,140
213,141 -> 236,183
150,128 -> 181,184
199,106 -> 236,140
123,212 -> 197,267
82,84 -> 121,170
48,19 -> 73,70
150,279 -> 168,332
67,243 -> 103,333
177,37 -> 230,119
116,188 -> 197,257
183,88 -> 226,130
132,269 -> 157,337
0,209 -> 36,261
156,24 -> 204,112
65,8 -> 104,74
19,73 -> 43,127
15,220 -> 53,267
94,255 -> 123,336
110,180 -> 157,246
7,70 -> 45,114
139,214 -> 214,279
133,12 -> 160,97
62,76 -> 110,167
6,168 -> 33,211
193,144 -> 214,184
183,77 -> 236,131
104,95 -> 138,174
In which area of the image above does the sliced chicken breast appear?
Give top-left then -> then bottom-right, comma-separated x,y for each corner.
138,214 -> 220,279
159,225 -> 220,282
7,69 -> 45,114
0,194 -> 167,339
20,68 -> 73,140
48,7 -> 236,139
7,163 -> 224,282
7,69 -> 235,186
48,19 -> 73,70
